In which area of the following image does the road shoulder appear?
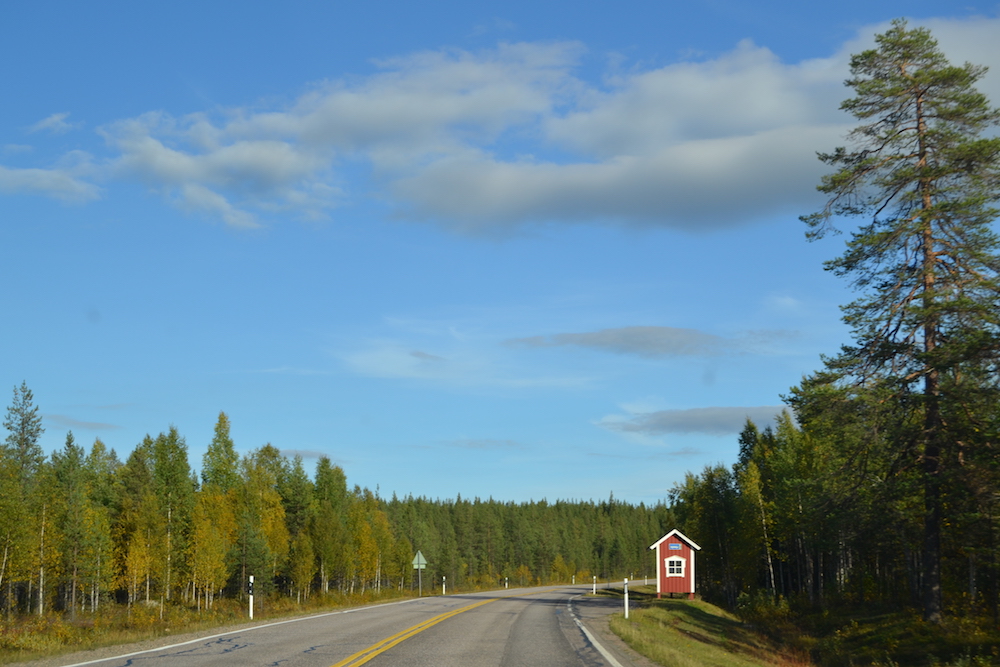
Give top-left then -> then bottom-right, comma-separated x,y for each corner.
570,594 -> 661,667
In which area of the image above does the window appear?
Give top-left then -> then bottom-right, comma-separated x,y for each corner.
665,556 -> 685,577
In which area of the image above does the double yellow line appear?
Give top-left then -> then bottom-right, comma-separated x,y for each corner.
329,597 -> 497,667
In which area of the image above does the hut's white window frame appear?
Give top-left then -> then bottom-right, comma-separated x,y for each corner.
665,556 -> 685,577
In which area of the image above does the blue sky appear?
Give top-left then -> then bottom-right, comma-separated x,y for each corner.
2,1 -> 998,504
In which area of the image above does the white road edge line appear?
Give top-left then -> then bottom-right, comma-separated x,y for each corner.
58,597 -> 421,667
569,595 -> 626,667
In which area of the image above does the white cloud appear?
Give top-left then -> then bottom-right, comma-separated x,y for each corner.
98,43 -> 579,227
103,37 -> 847,230
29,112 -> 81,135
391,122 -> 847,233
176,183 -> 260,229
13,17 -> 998,230
102,112 -> 333,226
545,40 -> 843,157
0,164 -> 99,202
389,37 -> 852,232
236,41 -> 578,156
600,405 -> 787,436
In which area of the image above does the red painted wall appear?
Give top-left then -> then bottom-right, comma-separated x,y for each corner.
657,538 -> 694,596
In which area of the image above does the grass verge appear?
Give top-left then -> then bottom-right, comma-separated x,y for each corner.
0,589 -> 411,665
604,586 -> 808,667
608,587 -> 1000,667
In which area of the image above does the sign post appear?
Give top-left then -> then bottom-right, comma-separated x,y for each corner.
412,551 -> 427,597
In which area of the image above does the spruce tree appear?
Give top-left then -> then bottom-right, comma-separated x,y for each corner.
2,382 -> 44,484
202,412 -> 239,492
801,19 -> 1000,622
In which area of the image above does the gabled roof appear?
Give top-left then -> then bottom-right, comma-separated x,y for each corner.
649,528 -> 701,551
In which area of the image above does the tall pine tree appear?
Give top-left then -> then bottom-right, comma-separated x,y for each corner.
801,19 -> 1000,622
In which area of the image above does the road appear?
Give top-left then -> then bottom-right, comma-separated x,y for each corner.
46,584 -> 648,667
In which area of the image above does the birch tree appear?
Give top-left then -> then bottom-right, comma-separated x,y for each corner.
190,486 -> 235,609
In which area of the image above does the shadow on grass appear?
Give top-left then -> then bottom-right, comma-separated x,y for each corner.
606,590 -> 807,667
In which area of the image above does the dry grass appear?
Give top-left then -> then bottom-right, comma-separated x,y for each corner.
0,589 -> 412,665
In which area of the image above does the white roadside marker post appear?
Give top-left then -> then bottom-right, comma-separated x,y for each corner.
592,575 -> 596,594
248,575 -> 254,620
442,575 -> 446,596
624,578 -> 629,620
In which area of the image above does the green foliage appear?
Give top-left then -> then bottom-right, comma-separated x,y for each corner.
277,455 -> 314,539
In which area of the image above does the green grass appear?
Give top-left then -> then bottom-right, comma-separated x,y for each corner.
605,586 -> 808,667
606,587 -> 1000,667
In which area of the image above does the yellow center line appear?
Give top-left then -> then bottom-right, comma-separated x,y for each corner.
329,590 -> 558,667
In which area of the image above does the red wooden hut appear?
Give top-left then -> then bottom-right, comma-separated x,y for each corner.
649,528 -> 701,599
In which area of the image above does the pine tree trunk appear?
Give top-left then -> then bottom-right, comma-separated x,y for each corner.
918,90 -> 943,621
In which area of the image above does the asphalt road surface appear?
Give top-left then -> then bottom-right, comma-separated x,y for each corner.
42,584 -> 651,667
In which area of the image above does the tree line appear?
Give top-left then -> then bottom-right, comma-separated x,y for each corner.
0,385 -> 676,618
